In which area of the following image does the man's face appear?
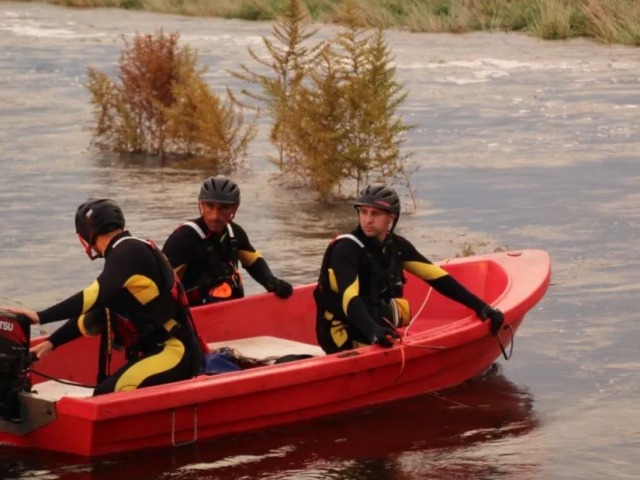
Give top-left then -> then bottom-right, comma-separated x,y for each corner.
357,206 -> 395,242
200,201 -> 238,233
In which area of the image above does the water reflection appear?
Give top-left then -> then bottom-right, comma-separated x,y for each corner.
0,365 -> 538,480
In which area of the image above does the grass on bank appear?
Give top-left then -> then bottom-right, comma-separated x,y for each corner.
39,0 -> 640,46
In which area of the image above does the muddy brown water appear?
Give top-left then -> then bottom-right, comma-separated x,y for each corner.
1,2 -> 639,479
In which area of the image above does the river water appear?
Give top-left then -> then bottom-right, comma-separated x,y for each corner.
1,2 -> 639,479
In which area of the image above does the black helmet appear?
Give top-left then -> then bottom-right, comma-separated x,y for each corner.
75,198 -> 125,246
198,176 -> 240,205
353,184 -> 401,215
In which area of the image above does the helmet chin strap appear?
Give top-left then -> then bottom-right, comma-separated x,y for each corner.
383,214 -> 399,247
390,213 -> 399,234
77,234 -> 101,260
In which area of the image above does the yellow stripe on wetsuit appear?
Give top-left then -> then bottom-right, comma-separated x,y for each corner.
328,267 -> 360,316
238,249 -> 262,267
82,274 -> 162,311
173,263 -> 188,279
403,261 -> 449,281
82,280 -> 100,313
123,275 -> 160,305
114,337 -> 185,392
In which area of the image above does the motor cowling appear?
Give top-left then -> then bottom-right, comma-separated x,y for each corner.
0,310 -> 32,422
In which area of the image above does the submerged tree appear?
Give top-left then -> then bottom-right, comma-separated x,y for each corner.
287,45 -> 351,199
231,0 -> 323,170
354,27 -> 414,189
330,4 -> 415,193
236,0 -> 415,200
86,30 -> 256,170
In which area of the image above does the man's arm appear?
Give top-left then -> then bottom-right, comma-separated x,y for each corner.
37,242 -> 141,324
398,236 -> 504,335
162,227 -> 195,280
235,225 -> 292,298
397,236 -> 486,312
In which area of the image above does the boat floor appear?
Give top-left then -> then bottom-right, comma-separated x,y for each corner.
30,380 -> 93,401
30,336 -> 325,402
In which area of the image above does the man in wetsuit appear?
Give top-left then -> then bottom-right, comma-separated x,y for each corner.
2,199 -> 203,396
314,184 -> 504,354
162,175 -> 293,306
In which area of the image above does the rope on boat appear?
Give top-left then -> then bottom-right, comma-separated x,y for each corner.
497,325 -> 515,360
402,257 -> 451,339
403,286 -> 433,339
29,368 -> 96,389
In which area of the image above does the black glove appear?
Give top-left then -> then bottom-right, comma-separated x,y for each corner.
266,277 -> 293,299
370,324 -> 400,348
478,305 -> 504,336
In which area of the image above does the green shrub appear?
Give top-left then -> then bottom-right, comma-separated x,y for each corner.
236,0 -> 415,200
232,0 -> 323,170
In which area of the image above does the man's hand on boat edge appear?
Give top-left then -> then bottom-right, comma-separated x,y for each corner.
371,324 -> 400,348
0,305 -> 51,360
478,305 -> 504,336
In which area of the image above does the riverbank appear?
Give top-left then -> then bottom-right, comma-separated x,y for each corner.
29,0 -> 640,46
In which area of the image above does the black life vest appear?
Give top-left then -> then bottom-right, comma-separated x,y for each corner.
183,222 -> 244,304
109,237 -> 184,347
314,233 -> 406,319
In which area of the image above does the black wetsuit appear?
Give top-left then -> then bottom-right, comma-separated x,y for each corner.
38,231 -> 202,396
162,217 -> 280,306
314,226 -> 488,354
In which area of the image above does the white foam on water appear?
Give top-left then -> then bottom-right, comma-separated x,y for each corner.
181,33 -> 264,46
0,14 -> 105,39
399,57 -> 566,71
398,57 -> 577,84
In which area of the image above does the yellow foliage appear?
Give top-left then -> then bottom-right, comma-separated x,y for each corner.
86,30 -> 256,169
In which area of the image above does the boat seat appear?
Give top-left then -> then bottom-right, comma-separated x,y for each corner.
29,380 -> 93,402
207,336 -> 325,360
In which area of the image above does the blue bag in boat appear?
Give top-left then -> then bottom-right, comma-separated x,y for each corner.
201,348 -> 242,375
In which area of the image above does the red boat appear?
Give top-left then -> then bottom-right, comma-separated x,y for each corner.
0,249 -> 550,456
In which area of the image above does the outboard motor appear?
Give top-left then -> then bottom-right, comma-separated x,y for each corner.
0,310 -> 32,422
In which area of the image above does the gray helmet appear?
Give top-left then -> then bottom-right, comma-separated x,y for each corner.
353,184 -> 401,215
198,175 -> 240,205
75,198 -> 125,246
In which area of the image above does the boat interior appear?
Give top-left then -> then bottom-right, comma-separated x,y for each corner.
23,257 -> 509,403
